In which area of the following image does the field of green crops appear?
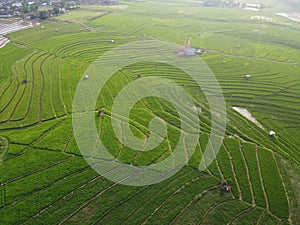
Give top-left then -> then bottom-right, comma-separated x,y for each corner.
0,0 -> 299,224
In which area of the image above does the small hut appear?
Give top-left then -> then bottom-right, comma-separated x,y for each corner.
269,130 -> 276,136
136,74 -> 142,79
111,39 -> 114,43
219,179 -> 231,192
244,74 -> 251,79
22,79 -> 28,84
176,37 -> 203,57
237,44 -> 241,48
84,74 -> 89,80
98,109 -> 105,116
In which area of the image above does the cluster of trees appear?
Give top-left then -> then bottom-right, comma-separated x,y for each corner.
32,1 -> 78,20
0,1 -> 38,17
202,0 -> 241,8
38,10 -> 48,20
0,0 -> 79,20
21,3 -> 38,14
52,0 -> 78,10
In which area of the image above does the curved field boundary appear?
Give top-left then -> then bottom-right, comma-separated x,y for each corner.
228,206 -> 254,225
9,53 -> 49,122
140,177 -> 203,224
37,54 -> 52,121
0,78 -> 12,102
257,209 -> 267,225
239,143 -> 255,205
258,147 -> 289,219
57,171 -> 138,225
222,143 -> 243,200
0,136 -> 8,164
121,173 -> 199,224
41,169 -> 207,225
208,49 -> 300,65
22,164 -> 121,224
224,139 -> 254,204
28,118 -> 67,148
0,51 -> 46,125
255,146 -> 270,210
0,61 -> 24,115
3,158 -> 90,208
89,173 -> 183,224
2,155 -> 74,186
272,152 -> 292,223
0,52 -> 32,115
169,186 -> 218,224
197,198 -> 236,225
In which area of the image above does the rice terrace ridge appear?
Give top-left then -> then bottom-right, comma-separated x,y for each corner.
0,0 -> 300,224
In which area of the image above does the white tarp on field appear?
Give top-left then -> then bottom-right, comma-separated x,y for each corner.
232,106 -> 265,130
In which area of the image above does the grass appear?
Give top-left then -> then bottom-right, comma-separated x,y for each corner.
258,147 -> 289,219
201,199 -> 250,225
0,149 -> 70,184
55,10 -> 106,23
4,157 -> 88,204
172,188 -> 228,225
1,117 -> 64,145
0,0 -> 299,224
232,207 -> 264,225
224,138 -> 253,203
0,44 -> 29,82
241,143 -> 267,208
260,212 -> 280,224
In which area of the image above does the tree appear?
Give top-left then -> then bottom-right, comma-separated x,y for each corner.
30,14 -> 36,19
30,3 -> 38,12
60,0 -> 66,9
22,5 -> 29,13
53,7 -> 59,16
39,11 -> 48,20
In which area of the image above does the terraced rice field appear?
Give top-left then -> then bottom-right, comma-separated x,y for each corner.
0,0 -> 299,224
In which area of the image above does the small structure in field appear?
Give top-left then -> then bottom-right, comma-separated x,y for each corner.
98,109 -> 105,116
219,179 -> 231,192
84,74 -> 89,80
111,39 -> 114,43
22,79 -> 28,84
192,105 -> 201,113
244,74 -> 251,79
237,44 -> 241,48
269,130 -> 276,136
177,37 -> 203,57
136,74 -> 142,79
222,61 -> 226,64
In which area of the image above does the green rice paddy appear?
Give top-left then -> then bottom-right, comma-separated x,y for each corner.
0,0 -> 299,224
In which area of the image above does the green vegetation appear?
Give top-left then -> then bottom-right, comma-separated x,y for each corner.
0,0 -> 299,224
55,10 -> 106,23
